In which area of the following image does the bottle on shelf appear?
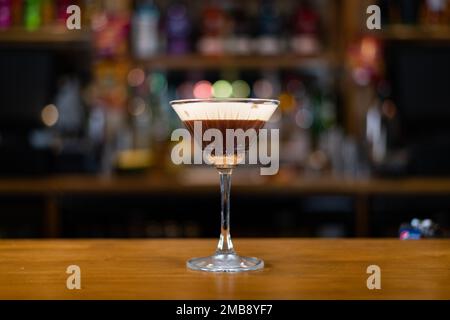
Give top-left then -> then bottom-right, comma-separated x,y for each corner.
255,0 -> 284,55
423,0 -> 449,25
56,0 -> 70,26
165,2 -> 191,55
132,0 -> 160,59
267,73 -> 307,169
93,4 -> 130,58
11,0 -> 22,27
226,4 -> 252,55
290,1 -> 321,55
197,1 -> 227,55
0,0 -> 12,29
41,0 -> 54,26
83,0 -> 99,27
24,0 -> 41,31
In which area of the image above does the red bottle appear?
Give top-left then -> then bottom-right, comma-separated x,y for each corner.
291,2 -> 321,55
197,2 -> 227,55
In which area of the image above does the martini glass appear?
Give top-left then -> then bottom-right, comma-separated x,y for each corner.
170,98 -> 279,272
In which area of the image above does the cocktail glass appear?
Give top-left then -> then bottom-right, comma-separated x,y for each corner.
170,98 -> 279,272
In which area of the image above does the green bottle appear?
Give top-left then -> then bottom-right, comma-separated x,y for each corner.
25,0 -> 41,31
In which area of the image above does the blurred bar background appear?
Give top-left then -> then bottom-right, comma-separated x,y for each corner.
0,0 -> 450,239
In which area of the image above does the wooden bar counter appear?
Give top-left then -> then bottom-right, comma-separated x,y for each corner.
0,239 -> 449,299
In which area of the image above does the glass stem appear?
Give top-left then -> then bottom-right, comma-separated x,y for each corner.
216,167 -> 235,254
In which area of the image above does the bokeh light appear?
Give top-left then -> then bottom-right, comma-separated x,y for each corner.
128,97 -> 147,116
278,93 -> 296,112
212,80 -> 233,98
149,72 -> 167,93
176,81 -> 195,99
382,99 -> 397,119
127,68 -> 146,87
253,79 -> 273,98
193,80 -> 213,99
295,107 -> 313,129
360,36 -> 378,64
231,80 -> 250,98
352,67 -> 371,86
286,78 -> 304,94
41,104 -> 59,127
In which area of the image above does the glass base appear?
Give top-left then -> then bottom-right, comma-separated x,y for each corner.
187,253 -> 264,272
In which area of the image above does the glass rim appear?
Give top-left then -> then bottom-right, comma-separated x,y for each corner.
170,98 -> 280,106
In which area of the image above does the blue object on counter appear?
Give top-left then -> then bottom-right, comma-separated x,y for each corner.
399,218 -> 439,240
399,226 -> 421,240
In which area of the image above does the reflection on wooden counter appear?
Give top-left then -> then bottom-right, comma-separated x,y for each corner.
0,239 -> 449,299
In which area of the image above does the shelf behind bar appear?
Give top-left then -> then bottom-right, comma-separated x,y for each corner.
1,174 -> 450,195
369,25 -> 450,41
0,27 -> 91,45
136,53 -> 335,70
0,28 -> 333,69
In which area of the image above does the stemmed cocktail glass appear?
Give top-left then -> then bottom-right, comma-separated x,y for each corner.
170,98 -> 279,272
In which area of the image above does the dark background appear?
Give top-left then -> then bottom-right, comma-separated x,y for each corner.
0,0 -> 450,239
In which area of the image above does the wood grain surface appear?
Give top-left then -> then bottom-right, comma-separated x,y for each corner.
0,239 -> 449,300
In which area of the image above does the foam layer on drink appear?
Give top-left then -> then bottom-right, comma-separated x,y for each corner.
172,101 -> 277,121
